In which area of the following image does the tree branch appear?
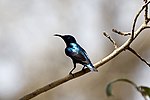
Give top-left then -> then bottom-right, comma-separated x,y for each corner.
19,70 -> 90,100
19,1 -> 150,100
103,32 -> 118,49
112,29 -> 131,36
131,1 -> 150,40
127,47 -> 150,67
144,0 -> 149,24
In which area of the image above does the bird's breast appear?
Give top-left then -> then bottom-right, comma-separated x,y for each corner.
65,43 -> 79,55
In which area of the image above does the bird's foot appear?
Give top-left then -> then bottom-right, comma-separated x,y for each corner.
81,67 -> 86,73
69,72 -> 75,77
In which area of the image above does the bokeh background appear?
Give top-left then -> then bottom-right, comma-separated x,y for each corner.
0,0 -> 150,100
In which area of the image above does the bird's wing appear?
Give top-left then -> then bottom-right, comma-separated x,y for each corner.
73,51 -> 87,61
69,45 -> 90,64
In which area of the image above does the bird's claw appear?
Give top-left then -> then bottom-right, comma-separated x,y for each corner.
81,67 -> 86,73
69,72 -> 75,77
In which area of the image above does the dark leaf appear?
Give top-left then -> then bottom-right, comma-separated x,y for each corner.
138,86 -> 150,97
106,83 -> 113,97
106,79 -> 138,97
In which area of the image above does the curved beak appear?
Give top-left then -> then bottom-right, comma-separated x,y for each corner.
54,34 -> 63,38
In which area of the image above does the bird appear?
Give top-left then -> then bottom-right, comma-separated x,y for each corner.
54,34 -> 98,75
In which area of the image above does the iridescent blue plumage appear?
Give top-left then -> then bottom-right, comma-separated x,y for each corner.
54,34 -> 98,74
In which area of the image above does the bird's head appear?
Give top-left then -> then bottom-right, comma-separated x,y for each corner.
54,34 -> 77,46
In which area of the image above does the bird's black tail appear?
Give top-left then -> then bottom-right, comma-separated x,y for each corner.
92,67 -> 98,72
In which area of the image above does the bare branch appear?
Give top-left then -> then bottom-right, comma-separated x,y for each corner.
127,47 -> 150,67
144,0 -> 149,24
143,25 -> 150,29
133,25 -> 150,40
103,32 -> 118,49
19,69 -> 90,100
131,1 -> 150,40
112,29 -> 131,36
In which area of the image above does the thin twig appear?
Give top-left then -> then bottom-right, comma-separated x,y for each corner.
144,0 -> 148,24
143,25 -> 150,29
127,47 -> 150,67
112,29 -> 131,36
131,1 -> 150,40
103,32 -> 118,49
133,25 -> 150,40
